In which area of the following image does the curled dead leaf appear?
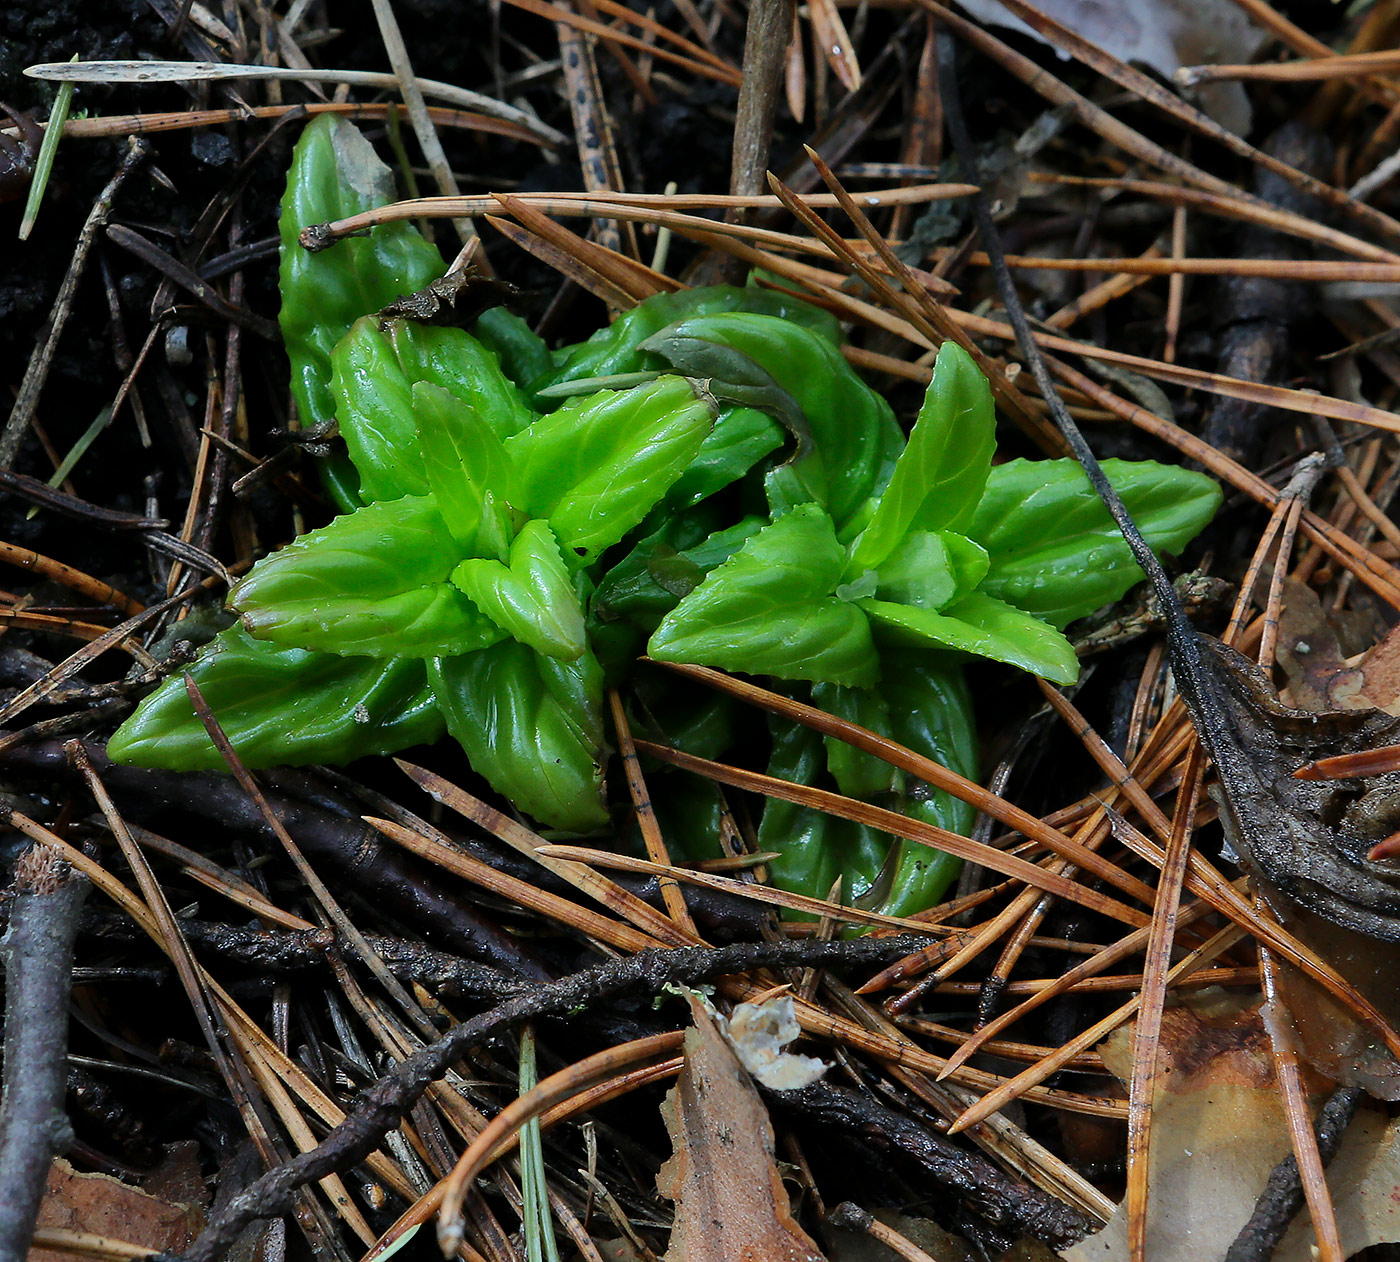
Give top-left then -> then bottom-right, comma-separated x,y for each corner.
1201,636 -> 1400,940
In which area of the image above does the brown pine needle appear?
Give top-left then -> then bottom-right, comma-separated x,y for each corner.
1257,942 -> 1346,1262
396,760 -> 700,947
935,0 -> 1400,244
634,736 -> 1155,924
1124,744 -> 1205,1262
535,843 -> 973,933
500,0 -> 742,84
948,920 -> 1244,1136
609,690 -> 699,938
1180,49 -> 1400,86
436,1033 -> 685,1256
367,816 -> 663,953
1293,742 -> 1400,780
774,152 -> 1065,454
643,664 -> 1163,909
1026,173 -> 1400,265
299,181 -> 979,242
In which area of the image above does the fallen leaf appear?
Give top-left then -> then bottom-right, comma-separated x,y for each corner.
1061,994 -> 1400,1262
1262,903 -> 1400,1102
657,992 -> 826,1262
1198,636 -> 1400,940
31,1155 -> 202,1262
1350,622 -> 1400,714
1275,579 -> 1392,713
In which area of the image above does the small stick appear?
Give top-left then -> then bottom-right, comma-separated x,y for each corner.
0,845 -> 88,1262
1163,204 -> 1187,363
556,23 -> 632,261
24,60 -> 564,144
367,0 -> 479,251
827,1204 -> 941,1262
728,0 -> 797,217
1,136 -> 147,469
1224,1080 -> 1364,1262
1256,456 -> 1326,670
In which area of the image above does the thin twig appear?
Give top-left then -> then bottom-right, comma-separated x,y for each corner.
1223,1083 -> 1364,1262
1,137 -> 148,469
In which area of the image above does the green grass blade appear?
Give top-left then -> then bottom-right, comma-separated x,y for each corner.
19,55 -> 77,241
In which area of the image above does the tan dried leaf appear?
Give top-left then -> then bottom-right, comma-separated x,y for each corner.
657,993 -> 826,1262
1062,995 -> 1400,1262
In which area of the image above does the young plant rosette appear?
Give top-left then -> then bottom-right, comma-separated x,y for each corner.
108,115 -> 1222,919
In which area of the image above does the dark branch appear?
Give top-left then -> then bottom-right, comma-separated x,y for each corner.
180,936 -> 932,1262
771,1082 -> 1094,1249
0,846 -> 88,1262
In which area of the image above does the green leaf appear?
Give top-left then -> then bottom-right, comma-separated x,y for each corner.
231,496 -> 502,658
278,115 -> 444,445
871,531 -> 989,611
473,307 -> 554,393
591,515 -> 766,633
649,504 -> 878,686
412,382 -> 517,556
330,318 -> 428,502
533,284 -> 842,398
505,376 -> 713,565
847,341 -> 996,570
757,719 -> 889,910
452,520 -> 586,660
861,591 -> 1079,684
106,625 -> 443,772
811,682 -> 897,800
331,318 -> 537,506
756,656 -> 979,919
875,653 -> 976,918
430,642 -> 608,831
630,674 -> 739,763
659,407 -> 785,512
637,332 -> 813,457
966,458 -> 1222,628
643,313 -> 904,532
390,321 -> 535,440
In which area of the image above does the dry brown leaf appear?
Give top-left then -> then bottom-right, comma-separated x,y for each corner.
1350,622 -> 1400,714
1063,996 -> 1292,1262
1264,906 -> 1400,1101
657,992 -> 826,1262
31,1156 -> 203,1262
1275,578 -> 1393,712
1062,995 -> 1400,1262
1200,637 -> 1400,940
